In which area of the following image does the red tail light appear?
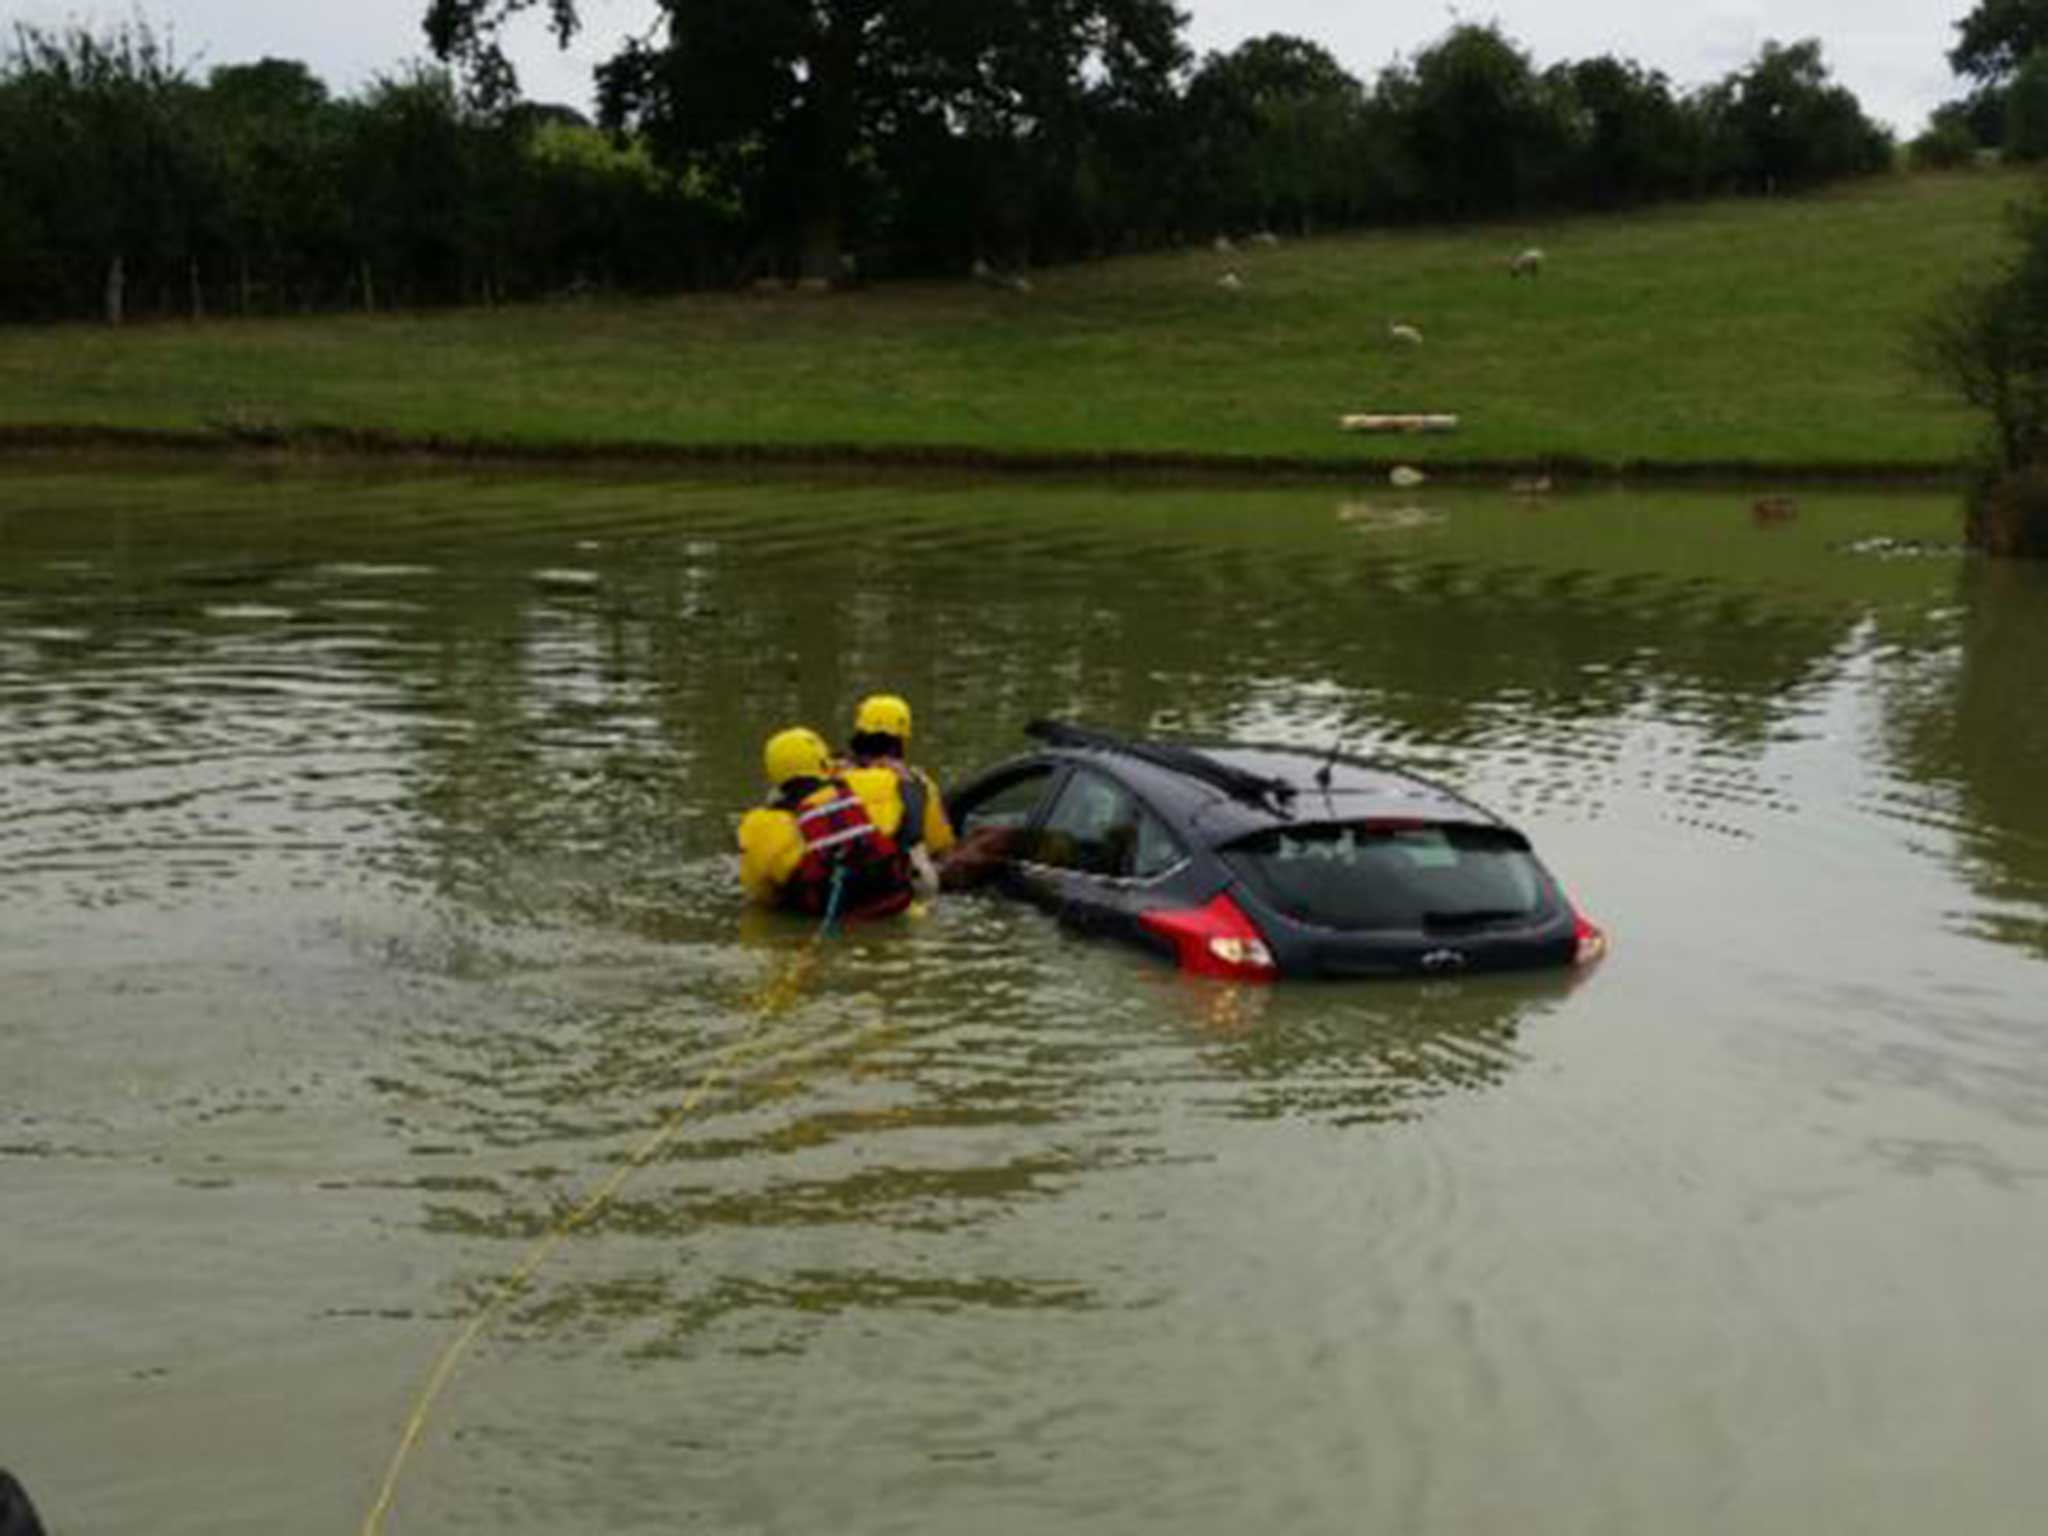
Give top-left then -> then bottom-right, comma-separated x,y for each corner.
1140,892 -> 1279,981
1570,905 -> 1608,967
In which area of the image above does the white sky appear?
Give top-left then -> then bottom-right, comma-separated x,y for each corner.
5,1 -> 1976,137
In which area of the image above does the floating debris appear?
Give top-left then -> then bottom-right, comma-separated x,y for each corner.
1338,501 -> 1441,532
1340,413 -> 1458,433
1835,537 -> 1965,560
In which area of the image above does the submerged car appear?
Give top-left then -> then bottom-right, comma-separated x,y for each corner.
946,721 -> 1607,982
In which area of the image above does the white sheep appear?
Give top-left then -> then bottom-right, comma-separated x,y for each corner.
1388,321 -> 1423,346
1250,230 -> 1281,247
1389,465 -> 1428,488
1508,247 -> 1545,278
972,257 -> 1032,293
1213,234 -> 1236,254
1217,271 -> 1244,291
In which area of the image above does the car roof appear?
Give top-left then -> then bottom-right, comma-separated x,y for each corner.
1189,745 -> 1503,843
1006,732 -> 1504,846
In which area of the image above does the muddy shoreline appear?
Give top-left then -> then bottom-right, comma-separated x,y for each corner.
0,422 -> 1966,489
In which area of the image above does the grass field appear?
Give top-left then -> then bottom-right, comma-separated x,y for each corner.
0,168 -> 2033,473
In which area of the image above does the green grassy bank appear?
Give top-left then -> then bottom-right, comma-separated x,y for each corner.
0,168 -> 2029,476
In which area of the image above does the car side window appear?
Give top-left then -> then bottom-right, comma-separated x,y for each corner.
1036,769 -> 1183,880
955,767 -> 1057,835
1128,806 -> 1185,880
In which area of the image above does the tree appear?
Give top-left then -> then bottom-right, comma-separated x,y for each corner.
201,59 -> 344,312
1913,195 -> 2048,552
338,67 -> 496,308
1384,24 -> 1572,218
1700,39 -> 1891,194
1545,56 -> 1700,208
423,0 -> 1190,282
1951,0 -> 2048,87
1186,36 -> 1365,232
1928,87 -> 2007,150
1912,116 -> 1982,169
0,21 -> 213,322
1915,270 -> 2048,472
2008,48 -> 2048,157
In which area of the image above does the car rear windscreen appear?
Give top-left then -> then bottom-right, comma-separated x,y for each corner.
1221,822 -> 1551,932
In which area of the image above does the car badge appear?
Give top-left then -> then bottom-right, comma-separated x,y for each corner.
1420,948 -> 1468,973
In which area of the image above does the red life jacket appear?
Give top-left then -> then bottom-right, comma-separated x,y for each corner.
782,778 -> 914,920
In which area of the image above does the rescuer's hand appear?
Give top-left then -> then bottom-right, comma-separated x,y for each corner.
938,825 -> 1021,890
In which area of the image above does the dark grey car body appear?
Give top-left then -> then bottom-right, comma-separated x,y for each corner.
946,727 -> 1586,980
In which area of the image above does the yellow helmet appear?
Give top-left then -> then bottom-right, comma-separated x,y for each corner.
763,726 -> 832,787
853,693 -> 913,743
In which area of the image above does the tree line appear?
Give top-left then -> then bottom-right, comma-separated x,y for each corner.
0,27 -> 728,322
0,13 -> 1895,325
1910,1 -> 2048,554
1911,0 -> 2048,167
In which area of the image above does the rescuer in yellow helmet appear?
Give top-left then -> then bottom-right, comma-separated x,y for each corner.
737,726 -> 918,919
844,695 -> 956,888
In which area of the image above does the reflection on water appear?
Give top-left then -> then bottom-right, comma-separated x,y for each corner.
1887,560 -> 2048,959
5,465 -> 2048,1535
1178,972 -> 1578,1125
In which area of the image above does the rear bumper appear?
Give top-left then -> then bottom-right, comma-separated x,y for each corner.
1256,913 -> 1581,980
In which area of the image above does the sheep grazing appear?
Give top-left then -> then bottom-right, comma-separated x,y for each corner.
1249,230 -> 1281,247
1213,234 -> 1236,254
1508,247 -> 1545,278
1388,321 -> 1423,346
1217,271 -> 1244,291
971,257 -> 1033,294
1389,465 -> 1428,488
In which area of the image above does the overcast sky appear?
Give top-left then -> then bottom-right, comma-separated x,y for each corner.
7,1 -> 1977,137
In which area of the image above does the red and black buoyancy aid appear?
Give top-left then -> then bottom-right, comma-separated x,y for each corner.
782,777 -> 914,920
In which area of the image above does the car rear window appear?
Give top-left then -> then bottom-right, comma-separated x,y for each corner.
1221,821 -> 1551,933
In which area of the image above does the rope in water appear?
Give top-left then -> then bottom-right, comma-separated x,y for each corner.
359,879 -> 850,1536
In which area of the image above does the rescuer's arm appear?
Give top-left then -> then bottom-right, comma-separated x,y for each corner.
938,825 -> 1019,890
919,769 -> 957,855
737,809 -> 803,906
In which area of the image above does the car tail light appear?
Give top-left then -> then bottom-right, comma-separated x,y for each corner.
1141,893 -> 1278,981
1570,905 -> 1608,967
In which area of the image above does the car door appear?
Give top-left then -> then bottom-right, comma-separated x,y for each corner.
948,762 -> 1068,895
1016,767 -> 1188,949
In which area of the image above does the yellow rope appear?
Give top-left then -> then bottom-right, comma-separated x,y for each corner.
359,939 -> 826,1535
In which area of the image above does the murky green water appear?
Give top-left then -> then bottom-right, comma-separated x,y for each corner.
4,463 -> 2047,1535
